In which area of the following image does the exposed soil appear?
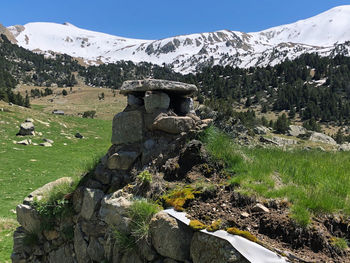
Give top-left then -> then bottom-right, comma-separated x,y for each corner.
160,141 -> 350,263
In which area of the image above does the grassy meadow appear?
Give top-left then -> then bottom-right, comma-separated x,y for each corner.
0,100 -> 114,262
202,127 -> 350,226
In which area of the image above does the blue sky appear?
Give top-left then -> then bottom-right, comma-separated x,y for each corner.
2,0 -> 350,39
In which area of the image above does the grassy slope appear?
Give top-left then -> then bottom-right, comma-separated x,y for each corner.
0,101 -> 113,262
15,83 -> 126,121
203,127 -> 350,226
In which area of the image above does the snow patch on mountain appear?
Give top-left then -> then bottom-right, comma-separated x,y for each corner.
7,5 -> 350,73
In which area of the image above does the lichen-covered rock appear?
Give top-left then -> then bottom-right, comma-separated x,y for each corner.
107,151 -> 139,170
150,212 -> 193,261
80,188 -> 104,220
190,231 -> 247,263
111,111 -> 143,145
152,116 -> 196,134
99,190 -> 132,231
120,79 -> 197,95
16,204 -> 41,232
144,91 -> 170,113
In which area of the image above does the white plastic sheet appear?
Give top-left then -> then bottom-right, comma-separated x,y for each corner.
164,208 -> 289,263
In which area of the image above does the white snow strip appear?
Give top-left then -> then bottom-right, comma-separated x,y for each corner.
164,208 -> 288,263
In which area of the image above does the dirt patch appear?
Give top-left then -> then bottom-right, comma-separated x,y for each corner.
156,142 -> 350,262
184,180 -> 349,262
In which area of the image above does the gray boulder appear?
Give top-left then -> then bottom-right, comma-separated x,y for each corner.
75,132 -> 84,139
152,116 -> 196,134
16,204 -> 41,232
74,224 -> 90,263
144,91 -> 170,113
107,151 -> 139,170
150,212 -> 193,261
17,122 -> 34,136
87,238 -> 105,262
43,138 -> 54,144
111,111 -> 143,145
309,132 -> 337,145
80,188 -> 104,220
39,142 -> 52,147
11,227 -> 26,263
48,245 -> 74,263
99,190 -> 132,231
120,79 -> 197,95
190,231 -> 247,263
339,142 -> 350,151
16,139 -> 31,145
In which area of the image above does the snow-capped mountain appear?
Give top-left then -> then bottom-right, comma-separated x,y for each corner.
7,5 -> 350,73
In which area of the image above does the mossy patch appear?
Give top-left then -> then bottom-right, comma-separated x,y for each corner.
189,220 -> 207,230
162,186 -> 200,211
226,227 -> 258,243
206,219 -> 222,232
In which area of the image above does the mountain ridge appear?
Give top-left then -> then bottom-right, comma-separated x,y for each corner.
6,5 -> 350,73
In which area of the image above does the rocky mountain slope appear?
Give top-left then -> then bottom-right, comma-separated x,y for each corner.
6,5 -> 350,73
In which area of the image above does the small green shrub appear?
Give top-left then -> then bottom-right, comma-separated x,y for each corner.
137,170 -> 152,185
82,110 -> 96,119
114,199 -> 160,252
32,176 -> 80,229
330,237 -> 348,251
290,205 -> 311,227
114,230 -> 136,252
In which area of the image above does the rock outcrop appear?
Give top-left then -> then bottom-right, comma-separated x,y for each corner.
309,132 -> 337,145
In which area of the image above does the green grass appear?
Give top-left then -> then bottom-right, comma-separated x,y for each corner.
330,237 -> 348,251
202,127 -> 350,226
114,199 -> 160,252
0,218 -> 18,263
0,104 -> 112,261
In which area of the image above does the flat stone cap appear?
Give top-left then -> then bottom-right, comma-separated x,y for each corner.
120,79 -> 197,95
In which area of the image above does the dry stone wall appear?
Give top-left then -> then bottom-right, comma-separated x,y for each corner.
11,79 -> 247,263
